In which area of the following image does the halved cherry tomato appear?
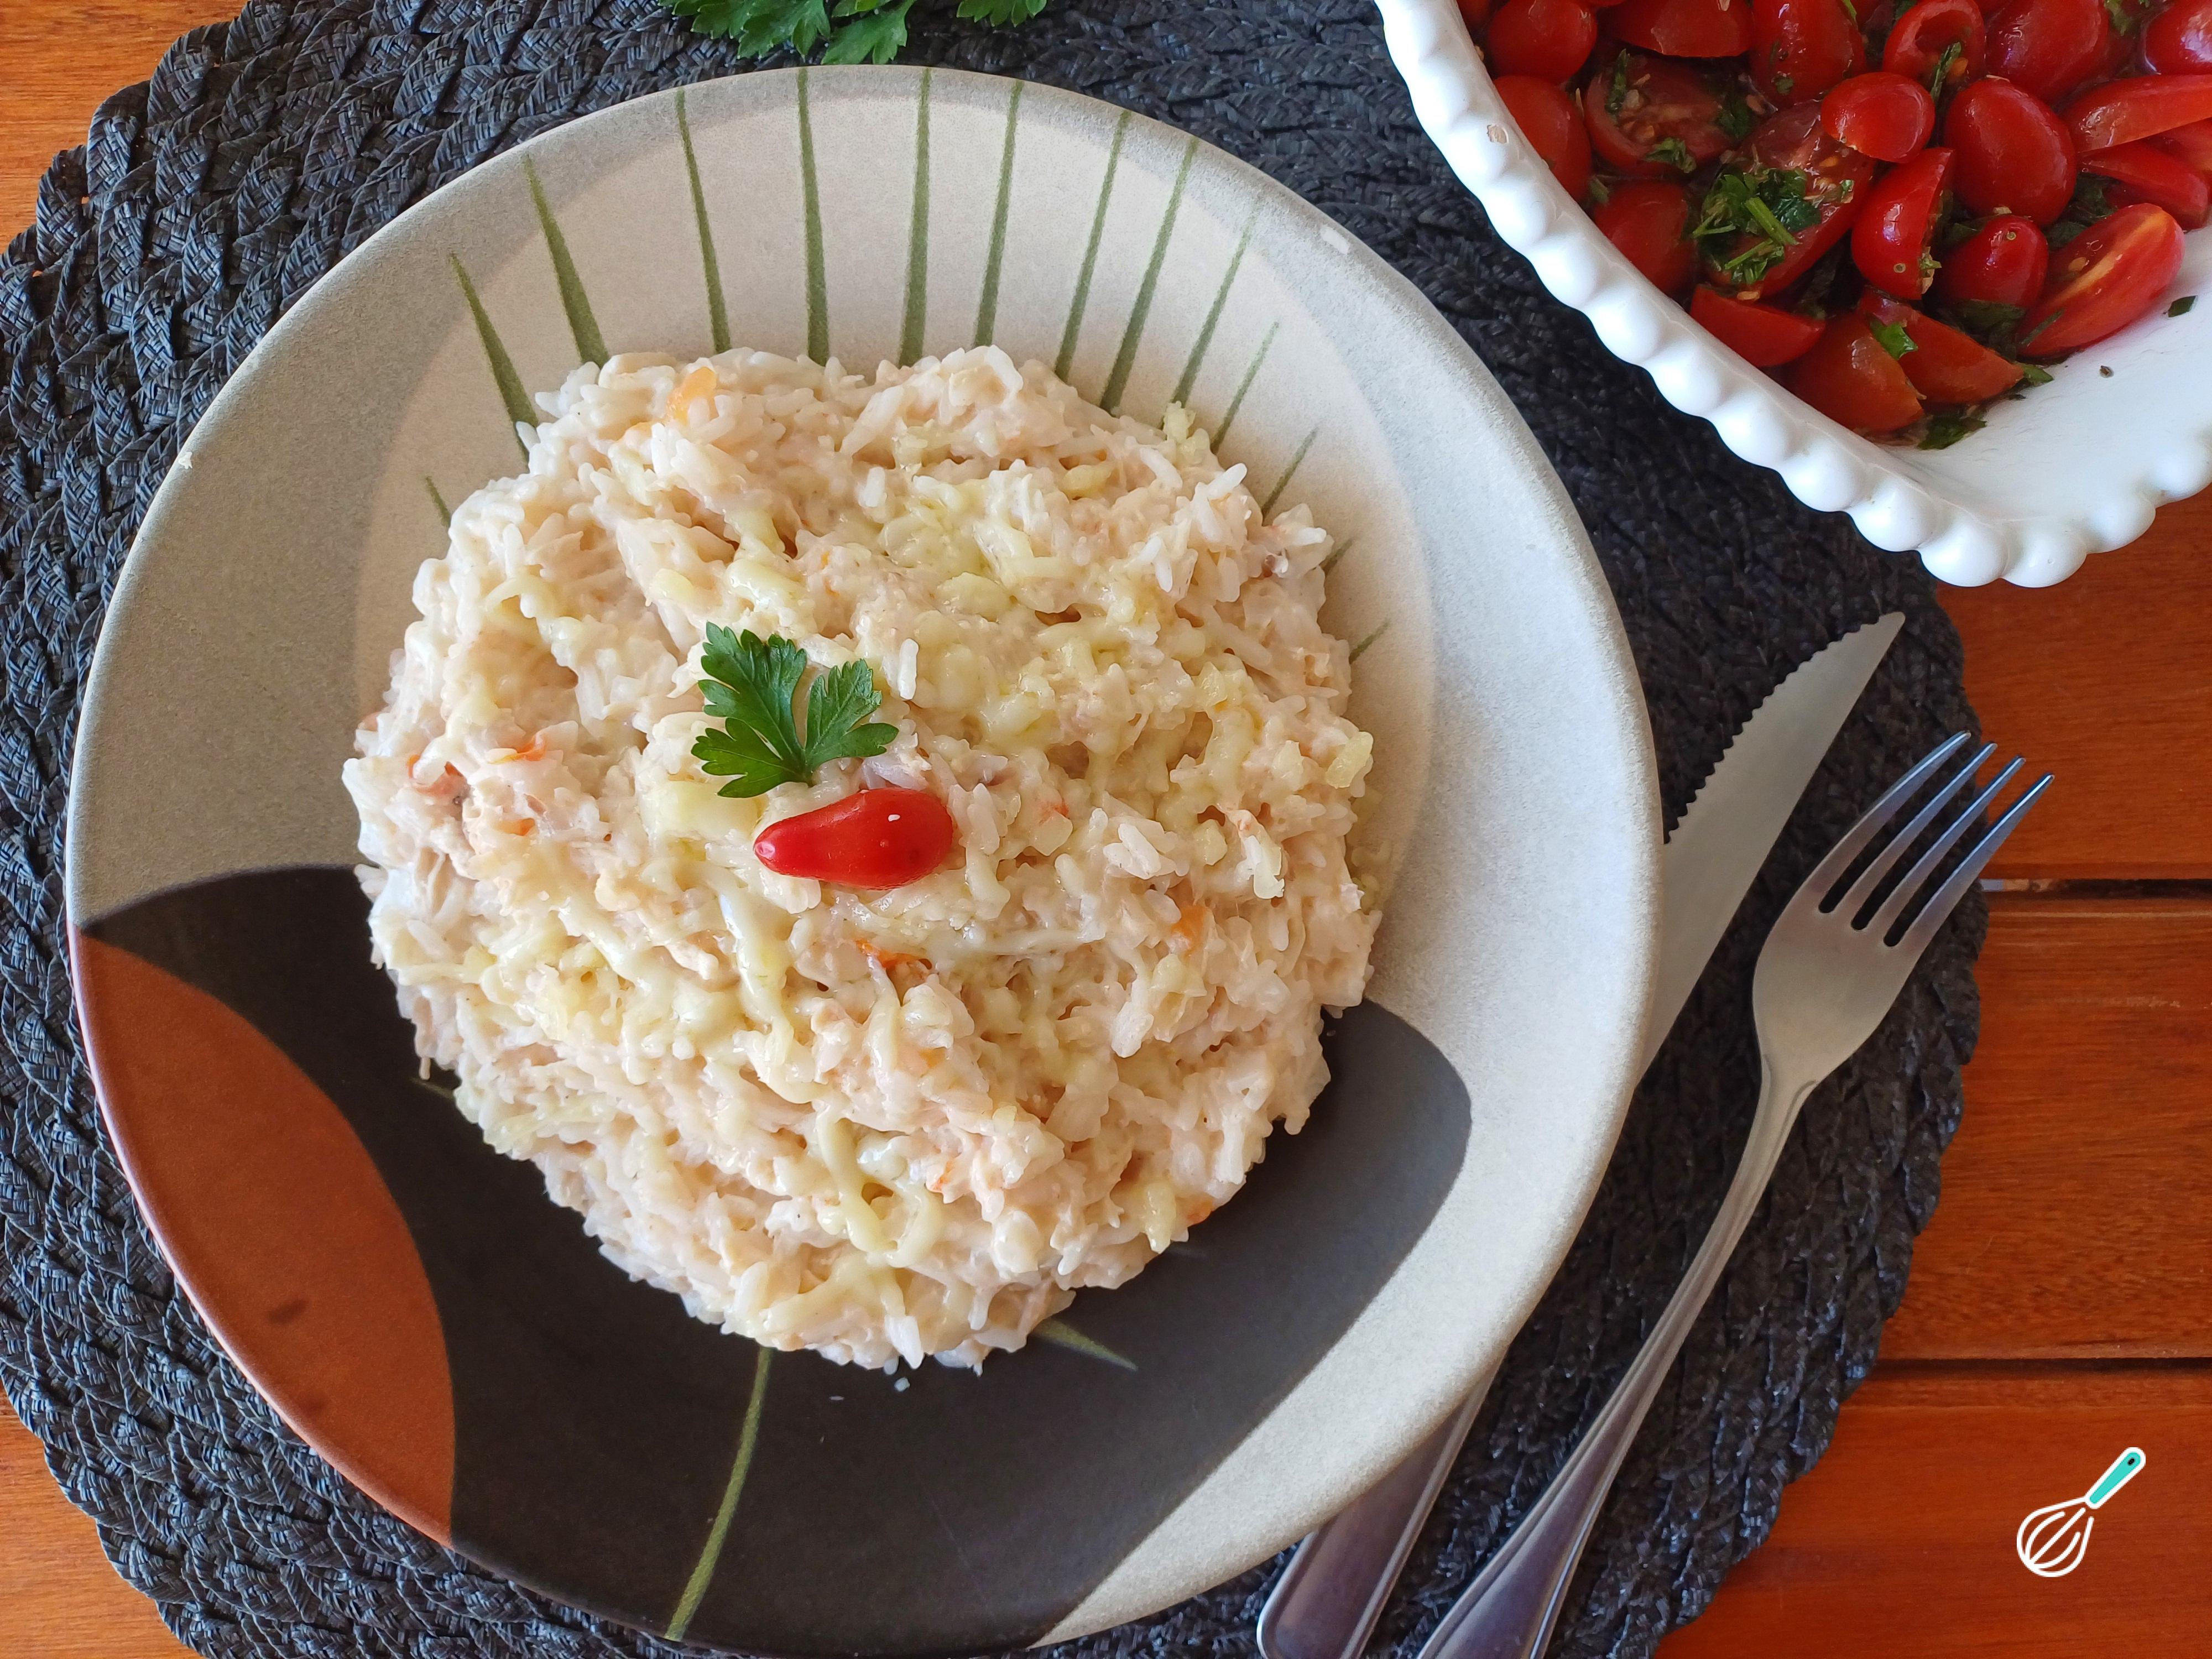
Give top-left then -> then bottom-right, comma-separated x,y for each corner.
1608,0 -> 1756,56
1945,79 -> 2079,225
2083,140 -> 2212,228
1859,291 -> 2027,400
1786,312 -> 1927,430
2147,0 -> 2212,74
2156,117 -> 2212,179
1498,75 -> 1595,197
1985,0 -> 2112,105
1595,180 -> 1702,289
1752,0 -> 1865,106
1853,145 -> 1955,297
1883,0 -> 1985,94
1459,0 -> 1495,29
2068,75 -> 2212,153
754,788 -> 959,888
1584,51 -> 1739,175
1488,0 -> 1601,80
1705,103 -> 1881,294
1691,284 -> 1828,360
2020,201 -> 2187,353
1934,214 -> 2051,306
1822,71 -> 1937,161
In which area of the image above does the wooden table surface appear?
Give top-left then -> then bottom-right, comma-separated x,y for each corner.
3,8 -> 2207,1656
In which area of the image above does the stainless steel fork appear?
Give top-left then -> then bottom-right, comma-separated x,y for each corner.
1415,732 -> 2052,1659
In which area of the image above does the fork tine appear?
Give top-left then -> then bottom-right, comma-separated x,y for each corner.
1798,732 -> 1974,904
1871,758 -> 2027,937
1834,741 -> 1997,917
1896,773 -> 2053,955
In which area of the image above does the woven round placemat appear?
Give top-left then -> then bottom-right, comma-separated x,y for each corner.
0,2 -> 1984,1655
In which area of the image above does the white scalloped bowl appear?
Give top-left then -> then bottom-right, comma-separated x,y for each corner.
1378,0 -> 2212,585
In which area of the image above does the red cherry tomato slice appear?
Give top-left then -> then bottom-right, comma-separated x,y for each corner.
1752,0 -> 1866,106
1786,312 -> 1927,431
2068,75 -> 2212,153
2083,140 -> 2212,229
1705,103 -> 1881,295
1945,78 -> 2080,226
1595,180 -> 1702,290
1460,0 -> 1495,29
1858,291 -> 2028,400
2157,116 -> 2212,179
1608,0 -> 1756,56
1933,213 -> 2052,306
1822,71 -> 1938,161
1985,0 -> 2112,105
754,787 -> 959,888
1852,145 -> 1956,298
2146,0 -> 2212,74
1583,51 -> 1739,176
1498,75 -> 1596,197
1883,0 -> 1986,94
1691,284 -> 1828,361
2020,201 -> 2188,353
1488,0 -> 1601,80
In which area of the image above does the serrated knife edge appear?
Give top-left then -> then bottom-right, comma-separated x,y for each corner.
1639,609 -> 1905,1073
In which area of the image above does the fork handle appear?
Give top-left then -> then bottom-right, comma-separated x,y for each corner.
1416,1056 -> 1822,1659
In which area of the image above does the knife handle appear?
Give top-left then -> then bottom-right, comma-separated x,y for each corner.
1256,1379 -> 1492,1659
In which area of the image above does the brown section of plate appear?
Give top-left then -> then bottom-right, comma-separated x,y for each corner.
69,930 -> 455,1543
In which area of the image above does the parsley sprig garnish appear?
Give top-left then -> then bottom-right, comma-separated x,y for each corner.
1694,166 -> 1822,283
692,627 -> 897,797
664,0 -> 1048,65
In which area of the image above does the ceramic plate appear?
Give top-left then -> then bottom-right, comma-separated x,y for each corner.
66,66 -> 1657,1655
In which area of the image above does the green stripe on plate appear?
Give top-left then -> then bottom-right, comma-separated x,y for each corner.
450,254 -> 533,455
677,90 -> 732,354
1172,195 -> 1258,410
1321,536 -> 1354,575
1035,1318 -> 1137,1371
973,81 -> 1023,348
1213,318 -> 1277,447
424,477 -> 452,527
1102,135 -> 1197,415
666,1346 -> 775,1641
797,67 -> 830,364
524,158 -> 607,364
1261,424 -> 1319,514
900,69 -> 932,366
1056,109 -> 1131,385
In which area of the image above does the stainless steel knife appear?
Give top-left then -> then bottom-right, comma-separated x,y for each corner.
1254,611 -> 1906,1659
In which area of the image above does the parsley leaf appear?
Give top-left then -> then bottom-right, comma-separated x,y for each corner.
664,0 -> 1047,60
1926,39 -> 1964,103
2103,0 -> 2148,34
1919,410 -> 1985,449
1717,88 -> 1756,143
2017,362 -> 2055,385
2047,174 -> 2113,248
1608,49 -> 1633,116
2171,294 -> 2198,316
1869,316 -> 1918,359
1694,166 -> 1822,283
692,627 -> 897,797
1649,135 -> 1698,173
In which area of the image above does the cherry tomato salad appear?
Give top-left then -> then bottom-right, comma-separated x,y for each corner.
1466,0 -> 2204,446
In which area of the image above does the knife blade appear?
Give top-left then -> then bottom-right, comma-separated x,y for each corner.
1254,611 -> 1906,1659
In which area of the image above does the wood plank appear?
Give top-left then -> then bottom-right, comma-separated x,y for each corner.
1661,1362 -> 2212,1659
1883,896 -> 2212,1360
0,1 -> 233,235
1940,493 -> 2212,881
0,1402 -> 197,1658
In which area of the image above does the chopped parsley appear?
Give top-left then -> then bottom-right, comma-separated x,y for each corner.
1919,411 -> 1985,449
1694,165 -> 1823,283
692,627 -> 897,796
1717,88 -> 1757,143
2104,0 -> 2148,34
2018,362 -> 2055,385
1927,40 -> 1964,102
1773,72 -> 1796,97
1869,316 -> 1918,359
1608,50 -> 1632,116
1649,135 -> 1698,173
1588,175 -> 1613,206
2048,175 -> 2115,248
2171,295 -> 2198,316
663,0 -> 1049,63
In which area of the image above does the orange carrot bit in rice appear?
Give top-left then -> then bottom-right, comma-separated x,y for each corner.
1168,902 -> 1211,952
670,363 -> 717,413
860,942 -> 926,978
513,734 -> 547,761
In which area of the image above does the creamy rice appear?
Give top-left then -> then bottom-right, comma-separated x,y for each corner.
345,345 -> 1378,1368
